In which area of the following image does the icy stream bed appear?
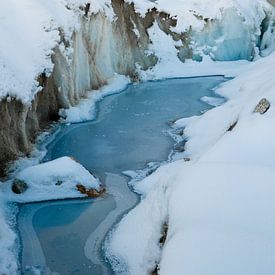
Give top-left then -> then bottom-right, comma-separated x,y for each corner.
18,76 -> 226,274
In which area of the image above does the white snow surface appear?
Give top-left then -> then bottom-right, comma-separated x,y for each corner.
0,157 -> 101,203
107,52 -> 275,274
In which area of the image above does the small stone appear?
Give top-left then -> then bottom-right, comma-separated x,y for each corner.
12,179 -> 28,194
184,157 -> 191,162
131,72 -> 140,82
76,184 -> 86,194
76,184 -> 105,198
254,98 -> 270,114
55,180 -> 63,186
227,120 -> 238,132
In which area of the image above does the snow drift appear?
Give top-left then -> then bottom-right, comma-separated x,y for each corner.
0,0 -> 274,174
107,51 -> 275,275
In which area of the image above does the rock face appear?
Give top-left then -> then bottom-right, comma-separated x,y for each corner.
11,179 -> 28,194
254,98 -> 270,114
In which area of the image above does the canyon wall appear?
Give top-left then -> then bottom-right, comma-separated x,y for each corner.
0,0 -> 273,175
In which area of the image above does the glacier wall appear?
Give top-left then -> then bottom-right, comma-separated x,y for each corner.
0,0 -> 274,175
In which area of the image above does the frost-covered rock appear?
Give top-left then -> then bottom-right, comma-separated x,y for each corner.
254,98 -> 270,114
4,156 -> 102,202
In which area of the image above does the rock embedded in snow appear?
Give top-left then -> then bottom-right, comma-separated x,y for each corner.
227,120 -> 238,131
254,98 -> 270,114
8,156 -> 102,202
11,179 -> 28,194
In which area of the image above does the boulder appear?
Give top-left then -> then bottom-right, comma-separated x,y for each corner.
254,98 -> 270,114
12,179 -> 28,194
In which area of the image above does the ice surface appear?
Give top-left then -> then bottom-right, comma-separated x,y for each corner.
45,77 -> 225,177
0,201 -> 18,274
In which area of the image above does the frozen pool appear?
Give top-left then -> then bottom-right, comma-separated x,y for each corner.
18,76 -> 226,274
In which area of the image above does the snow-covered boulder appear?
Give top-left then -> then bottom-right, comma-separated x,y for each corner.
6,157 -> 102,202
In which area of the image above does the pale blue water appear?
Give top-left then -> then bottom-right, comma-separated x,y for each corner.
19,77 -> 226,275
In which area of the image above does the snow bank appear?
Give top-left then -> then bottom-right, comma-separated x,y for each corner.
1,157 -> 101,203
200,96 -> 225,107
107,51 -> 275,274
0,200 -> 18,274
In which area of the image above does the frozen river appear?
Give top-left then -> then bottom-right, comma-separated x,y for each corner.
18,76 -> 225,274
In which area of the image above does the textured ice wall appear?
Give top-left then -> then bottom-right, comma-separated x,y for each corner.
190,8 -> 261,61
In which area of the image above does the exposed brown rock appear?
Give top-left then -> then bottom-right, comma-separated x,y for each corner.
76,184 -> 105,198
